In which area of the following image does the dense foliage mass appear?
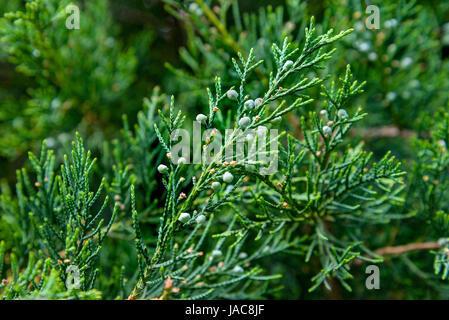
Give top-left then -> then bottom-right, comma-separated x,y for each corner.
0,0 -> 449,299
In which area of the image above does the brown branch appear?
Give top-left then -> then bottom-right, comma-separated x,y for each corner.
374,241 -> 442,255
352,241 -> 442,266
352,126 -> 418,140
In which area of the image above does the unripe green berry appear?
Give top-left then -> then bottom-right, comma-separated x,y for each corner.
196,214 -> 206,224
177,157 -> 187,165
244,99 -> 255,110
283,60 -> 294,70
223,172 -> 234,183
212,250 -> 222,258
232,266 -> 244,273
211,181 -> 221,192
238,116 -> 251,129
226,89 -> 238,101
158,164 -> 168,174
188,3 -> 203,16
386,91 -> 397,101
196,114 -> 207,123
323,126 -> 332,136
239,252 -> 248,259
337,109 -> 349,119
178,212 -> 191,223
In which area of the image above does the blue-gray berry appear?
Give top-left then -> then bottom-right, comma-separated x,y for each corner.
337,109 -> 348,119
226,89 -> 238,101
212,250 -> 222,258
283,60 -> 294,70
223,172 -> 234,183
244,99 -> 255,110
232,266 -> 244,273
323,126 -> 332,136
211,181 -> 221,192
196,214 -> 206,224
157,164 -> 168,174
238,117 -> 251,129
178,212 -> 191,223
196,114 -> 207,123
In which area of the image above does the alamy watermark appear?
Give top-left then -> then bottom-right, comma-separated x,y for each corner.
365,265 -> 380,290
66,4 -> 80,30
365,5 -> 380,30
65,265 -> 81,290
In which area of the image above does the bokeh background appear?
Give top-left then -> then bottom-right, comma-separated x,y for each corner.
1,0 -> 449,299
1,0 -> 447,179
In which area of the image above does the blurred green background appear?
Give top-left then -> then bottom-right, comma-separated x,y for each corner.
1,0 -> 449,299
1,0 -> 448,182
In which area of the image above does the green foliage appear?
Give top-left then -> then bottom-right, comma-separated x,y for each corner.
405,112 -> 449,281
1,134 -> 117,294
322,0 -> 449,132
0,0 -> 137,159
116,18 -> 404,298
0,252 -> 101,299
1,0 -> 449,300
